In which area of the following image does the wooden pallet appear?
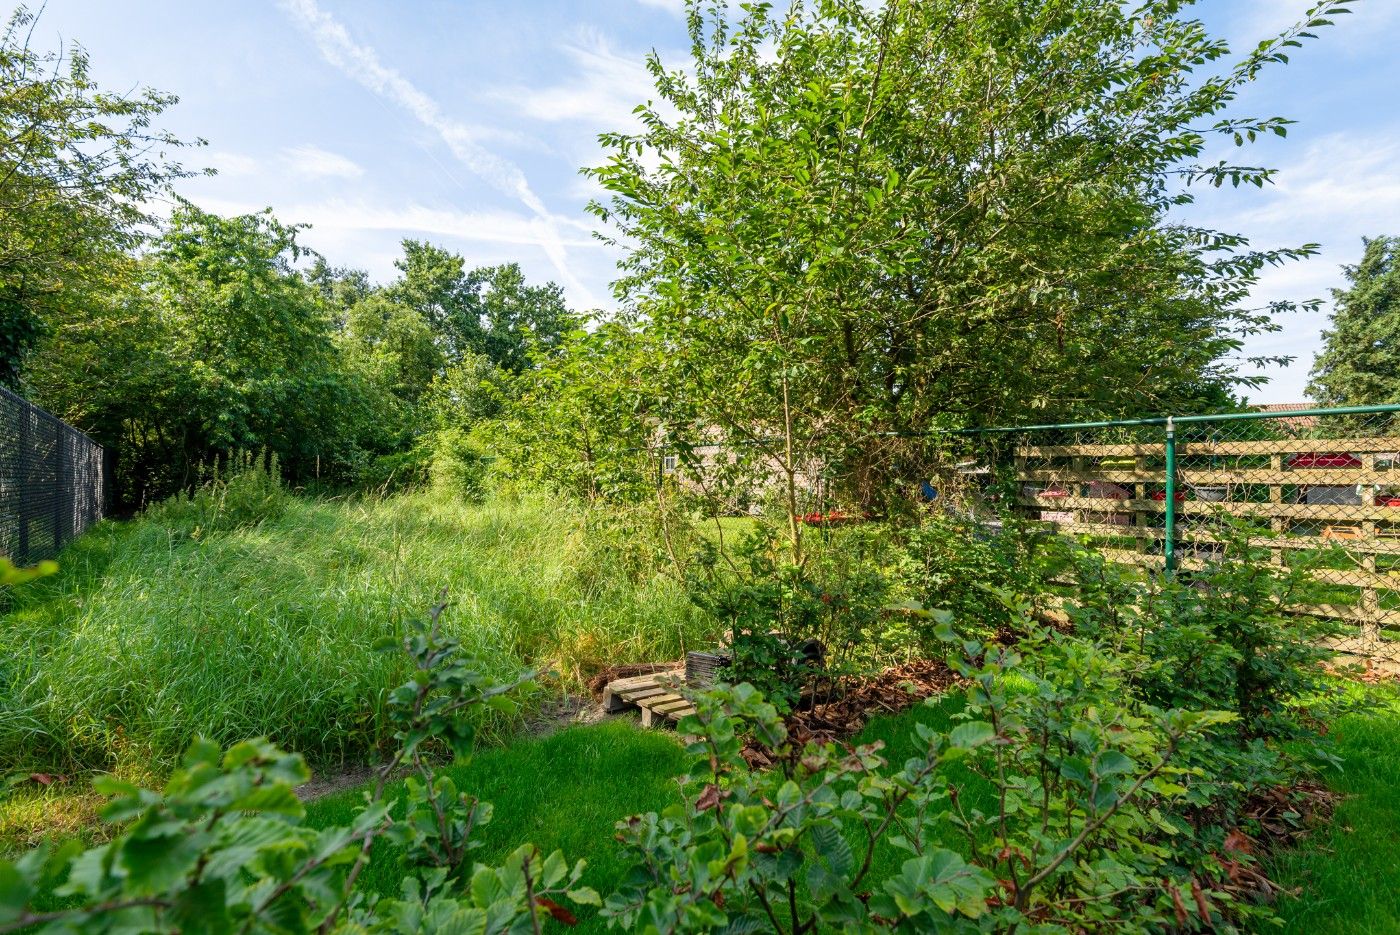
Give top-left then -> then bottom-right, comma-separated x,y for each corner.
602,668 -> 696,727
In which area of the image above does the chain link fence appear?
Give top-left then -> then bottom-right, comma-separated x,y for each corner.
0,385 -> 106,565
955,404 -> 1400,666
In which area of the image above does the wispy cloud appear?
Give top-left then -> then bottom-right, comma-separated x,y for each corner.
493,27 -> 657,131
198,196 -> 604,250
632,0 -> 685,15
277,0 -> 597,306
204,150 -> 260,176
284,144 -> 364,180
1226,0 -> 1399,55
1189,130 -> 1400,402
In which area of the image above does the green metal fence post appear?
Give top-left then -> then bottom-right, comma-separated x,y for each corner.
1163,416 -> 1176,576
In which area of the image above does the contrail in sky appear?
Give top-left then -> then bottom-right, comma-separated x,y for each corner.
279,0 -> 596,306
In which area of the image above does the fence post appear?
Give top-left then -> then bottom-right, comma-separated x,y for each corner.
52,427 -> 65,550
1163,416 -> 1177,575
16,408 -> 29,563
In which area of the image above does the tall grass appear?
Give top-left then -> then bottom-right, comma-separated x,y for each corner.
0,489 -> 713,773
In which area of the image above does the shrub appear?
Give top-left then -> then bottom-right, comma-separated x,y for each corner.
145,450 -> 290,537
604,616 -> 1251,933
429,426 -> 493,502
687,524 -> 894,710
896,514 -> 1055,644
1058,521 -> 1344,744
355,446 -> 432,494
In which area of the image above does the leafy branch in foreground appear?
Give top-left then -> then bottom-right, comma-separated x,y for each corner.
605,609 -> 1242,933
0,597 -> 596,935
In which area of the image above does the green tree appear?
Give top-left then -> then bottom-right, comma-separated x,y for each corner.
28,204 -> 383,505
471,262 -> 577,373
387,239 -> 485,362
0,7 -> 195,386
587,0 -> 1339,529
1308,236 -> 1400,406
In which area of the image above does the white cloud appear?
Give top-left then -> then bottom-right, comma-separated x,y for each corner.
194,198 -> 605,250
1228,0 -> 1399,50
632,0 -> 685,15
204,150 -> 260,176
1189,131 -> 1400,403
493,27 -> 657,131
277,0 -> 597,306
283,144 -> 364,179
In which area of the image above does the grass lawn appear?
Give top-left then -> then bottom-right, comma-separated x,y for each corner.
303,696 -> 984,934
1271,697 -> 1400,934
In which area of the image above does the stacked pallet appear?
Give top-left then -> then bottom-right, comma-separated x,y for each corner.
601,668 -> 696,727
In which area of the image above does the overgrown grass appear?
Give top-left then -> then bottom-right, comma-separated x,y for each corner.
0,489 -> 714,775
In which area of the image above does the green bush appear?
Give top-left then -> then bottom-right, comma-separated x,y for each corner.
687,524 -> 894,711
145,450 -> 290,537
429,426 -> 494,502
896,514 -> 1054,644
355,447 -> 432,495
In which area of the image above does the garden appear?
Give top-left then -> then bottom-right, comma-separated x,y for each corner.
3,0 -> 1400,931
2,466 -> 1399,933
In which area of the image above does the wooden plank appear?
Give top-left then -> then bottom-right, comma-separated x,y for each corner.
608,670 -> 681,692
1018,495 -> 1400,522
1041,521 -> 1400,556
602,669 -> 682,713
640,695 -> 693,728
1018,468 -> 1399,486
618,685 -> 672,703
1017,443 -> 1164,458
1018,437 -> 1400,458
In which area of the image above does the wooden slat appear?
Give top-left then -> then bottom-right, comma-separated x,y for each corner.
619,685 -> 672,702
1294,604 -> 1400,628
1018,495 -> 1400,522
640,695 -> 694,728
1018,468 -> 1399,486
607,670 -> 681,692
1043,521 -> 1400,556
1018,437 -> 1400,458
602,669 -> 683,713
1017,443 -> 1164,458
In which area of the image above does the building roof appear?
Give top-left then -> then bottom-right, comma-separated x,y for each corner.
1252,402 -> 1318,429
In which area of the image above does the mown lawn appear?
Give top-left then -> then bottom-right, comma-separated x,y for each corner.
302,696 -> 989,934
1271,698 -> 1400,933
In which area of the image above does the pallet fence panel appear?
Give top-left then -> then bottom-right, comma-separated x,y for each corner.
0,385 -> 105,565
958,405 -> 1400,667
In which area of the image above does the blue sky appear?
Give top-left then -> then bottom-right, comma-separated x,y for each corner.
32,0 -> 1400,404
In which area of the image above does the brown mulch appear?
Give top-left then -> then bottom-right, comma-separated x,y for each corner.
1198,777 -> 1342,909
1325,657 -> 1400,684
743,659 -> 961,768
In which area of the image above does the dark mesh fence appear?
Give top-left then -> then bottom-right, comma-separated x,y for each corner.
0,385 -> 105,565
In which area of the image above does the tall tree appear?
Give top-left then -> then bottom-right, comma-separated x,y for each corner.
387,240 -> 485,362
28,204 -> 383,506
470,263 -> 576,373
0,8 -> 194,386
1309,237 -> 1400,406
588,0 -> 1339,525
